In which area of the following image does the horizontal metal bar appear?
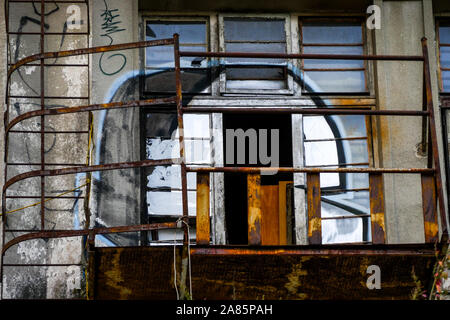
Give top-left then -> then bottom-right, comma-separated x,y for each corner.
6,97 -> 177,133
303,68 -> 366,72
7,38 -> 175,81
190,244 -> 438,256
6,196 -> 83,199
302,43 -> 364,47
304,136 -> 368,142
321,214 -> 371,220
3,264 -> 82,267
186,166 -> 435,174
8,95 -> 89,100
3,159 -> 181,192
8,0 -> 87,3
179,51 -> 425,61
1,222 -> 180,256
304,162 -> 369,168
8,63 -> 89,67
7,163 -> 86,167
321,188 -> 369,194
181,106 -> 430,116
9,130 -> 89,134
8,32 -> 89,35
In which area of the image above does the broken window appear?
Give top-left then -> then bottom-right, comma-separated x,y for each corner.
143,112 -> 212,244
219,16 -> 292,93
144,19 -> 210,93
300,19 -> 367,93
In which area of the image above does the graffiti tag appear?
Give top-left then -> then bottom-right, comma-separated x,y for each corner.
99,0 -> 127,76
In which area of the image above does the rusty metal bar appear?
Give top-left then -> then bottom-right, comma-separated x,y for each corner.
421,173 -> 439,243
191,244 -> 438,256
5,97 -> 177,133
181,106 -> 429,116
186,166 -> 435,174
174,33 -> 189,245
40,0 -> 45,230
369,173 -> 386,244
7,38 -> 175,82
247,174 -> 262,246
179,51 -> 425,61
196,173 -> 210,245
321,214 -> 371,221
1,222 -> 179,256
2,159 -> 180,192
422,38 -> 449,239
307,173 -> 322,245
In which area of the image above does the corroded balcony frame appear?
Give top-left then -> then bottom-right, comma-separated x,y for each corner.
1,1 -> 449,299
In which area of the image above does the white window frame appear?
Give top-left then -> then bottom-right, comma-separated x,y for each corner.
218,13 -> 294,95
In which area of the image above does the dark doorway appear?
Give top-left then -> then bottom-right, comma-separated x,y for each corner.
223,114 -> 293,244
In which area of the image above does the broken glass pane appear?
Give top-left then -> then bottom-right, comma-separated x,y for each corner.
146,21 -> 206,44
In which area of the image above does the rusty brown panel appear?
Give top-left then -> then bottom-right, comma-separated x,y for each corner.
369,173 -> 386,244
248,174 -> 262,246
92,245 -> 436,300
196,173 -> 210,245
261,185 -> 279,245
421,173 -> 439,243
307,173 -> 321,245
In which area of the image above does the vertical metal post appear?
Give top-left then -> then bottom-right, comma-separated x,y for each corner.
422,38 -> 449,239
196,172 -> 210,245
369,173 -> 386,244
40,0 -> 45,230
421,173 -> 439,243
173,33 -> 190,300
247,174 -> 262,245
174,34 -> 189,242
307,173 -> 321,245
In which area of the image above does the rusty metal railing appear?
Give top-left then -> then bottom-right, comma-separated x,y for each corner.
178,38 -> 448,246
1,18 -> 449,298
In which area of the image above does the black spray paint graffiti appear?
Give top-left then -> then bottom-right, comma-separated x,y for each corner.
99,0 -> 127,76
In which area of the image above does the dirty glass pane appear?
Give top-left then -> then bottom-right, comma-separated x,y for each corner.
440,46 -> 450,69
439,26 -> 450,44
302,23 -> 362,44
443,71 -> 450,92
301,21 -> 365,93
223,17 -> 287,90
305,70 -> 365,93
224,18 -> 285,41
145,21 -> 209,93
303,46 -> 364,69
146,21 -> 206,44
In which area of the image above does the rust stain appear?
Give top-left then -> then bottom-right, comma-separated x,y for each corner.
424,221 -> 439,239
103,249 -> 132,299
284,263 -> 309,299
